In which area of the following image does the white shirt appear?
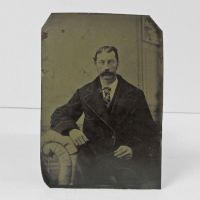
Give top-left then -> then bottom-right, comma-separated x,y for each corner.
100,77 -> 118,102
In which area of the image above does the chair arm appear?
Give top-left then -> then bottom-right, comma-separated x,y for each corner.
41,129 -> 78,154
41,129 -> 78,186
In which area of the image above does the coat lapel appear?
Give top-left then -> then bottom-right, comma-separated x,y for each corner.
110,75 -> 139,124
83,77 -> 115,132
83,75 -> 139,130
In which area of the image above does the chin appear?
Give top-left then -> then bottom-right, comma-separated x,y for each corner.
102,75 -> 113,80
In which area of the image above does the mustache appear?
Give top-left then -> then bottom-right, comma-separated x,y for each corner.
100,71 -> 115,76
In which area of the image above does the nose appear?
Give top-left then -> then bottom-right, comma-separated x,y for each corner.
103,61 -> 110,69
103,66 -> 110,72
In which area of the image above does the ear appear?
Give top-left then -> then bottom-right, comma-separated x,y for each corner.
93,57 -> 96,64
116,61 -> 119,68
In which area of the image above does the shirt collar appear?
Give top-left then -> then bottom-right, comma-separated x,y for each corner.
100,77 -> 118,91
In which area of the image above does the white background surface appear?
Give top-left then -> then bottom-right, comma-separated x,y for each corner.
0,0 -> 200,199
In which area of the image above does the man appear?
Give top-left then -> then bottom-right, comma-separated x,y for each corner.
51,46 -> 160,188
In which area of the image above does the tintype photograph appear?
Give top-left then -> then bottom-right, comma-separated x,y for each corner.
41,13 -> 163,189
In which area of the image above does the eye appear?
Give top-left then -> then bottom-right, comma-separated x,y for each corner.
98,60 -> 105,65
108,60 -> 116,65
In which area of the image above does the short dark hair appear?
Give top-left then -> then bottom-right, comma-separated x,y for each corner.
93,46 -> 119,63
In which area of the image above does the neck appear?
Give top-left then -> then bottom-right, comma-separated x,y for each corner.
100,75 -> 117,86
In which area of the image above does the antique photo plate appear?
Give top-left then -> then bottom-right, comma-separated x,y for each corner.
41,13 -> 163,189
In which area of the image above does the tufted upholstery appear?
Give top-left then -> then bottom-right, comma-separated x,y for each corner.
41,130 -> 78,186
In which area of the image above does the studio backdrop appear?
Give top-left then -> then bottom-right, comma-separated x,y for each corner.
41,13 -> 163,189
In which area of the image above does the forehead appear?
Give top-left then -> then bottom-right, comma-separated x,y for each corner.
96,51 -> 116,60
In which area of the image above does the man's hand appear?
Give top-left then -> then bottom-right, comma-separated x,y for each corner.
114,145 -> 133,160
69,129 -> 89,146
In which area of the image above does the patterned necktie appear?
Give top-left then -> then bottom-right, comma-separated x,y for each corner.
102,87 -> 111,107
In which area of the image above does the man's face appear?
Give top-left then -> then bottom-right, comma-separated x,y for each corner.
95,51 -> 118,81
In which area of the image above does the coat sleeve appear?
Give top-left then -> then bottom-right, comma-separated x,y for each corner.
50,89 -> 83,135
127,91 -> 161,159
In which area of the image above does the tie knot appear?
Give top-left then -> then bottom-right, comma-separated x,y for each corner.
103,87 -> 111,94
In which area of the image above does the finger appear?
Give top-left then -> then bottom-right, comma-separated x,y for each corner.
114,148 -> 127,157
70,134 -> 81,146
76,137 -> 84,145
116,151 -> 129,158
73,136 -> 81,145
115,151 -> 127,158
114,146 -> 123,153
79,136 -> 86,144
72,138 -> 79,146
82,135 -> 89,142
114,149 -> 126,156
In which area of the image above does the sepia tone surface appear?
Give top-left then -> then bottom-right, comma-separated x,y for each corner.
41,13 -> 163,189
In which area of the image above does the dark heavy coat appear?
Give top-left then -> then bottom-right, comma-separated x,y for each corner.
50,75 -> 161,186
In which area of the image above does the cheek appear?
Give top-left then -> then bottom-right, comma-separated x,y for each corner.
97,66 -> 103,73
111,66 -> 118,71
99,66 -> 105,71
